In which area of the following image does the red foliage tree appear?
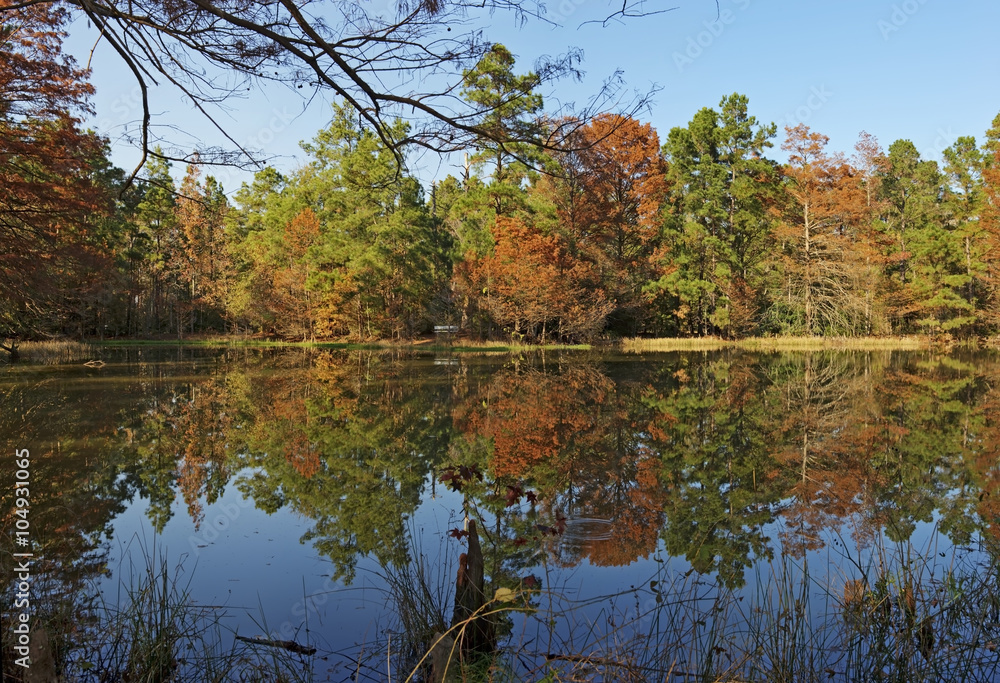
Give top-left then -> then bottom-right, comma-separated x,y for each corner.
273,208 -> 321,340
175,160 -> 231,332
0,2 -> 113,346
776,124 -> 870,334
569,114 -> 669,331
981,116 -> 1000,323
572,115 -> 668,266
467,216 -> 611,342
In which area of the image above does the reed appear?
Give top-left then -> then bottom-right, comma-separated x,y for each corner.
736,335 -> 927,351
387,528 -> 1000,683
9,525 -> 1000,681
621,335 -> 929,353
92,338 -> 592,352
10,340 -> 100,364
620,336 -> 730,352
1,544 -> 316,682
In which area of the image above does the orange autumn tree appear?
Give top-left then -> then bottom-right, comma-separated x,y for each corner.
570,114 -> 669,332
771,354 -> 882,557
459,365 -> 665,567
175,159 -> 231,332
468,216 -> 611,342
849,131 -> 895,334
253,384 -> 320,481
965,376 -> 1000,542
273,208 -> 321,340
0,2 -> 112,349
981,114 -> 1000,326
173,381 -> 239,529
773,124 -> 869,335
466,367 -> 609,480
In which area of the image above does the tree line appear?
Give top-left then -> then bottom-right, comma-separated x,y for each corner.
4,4 -> 1000,344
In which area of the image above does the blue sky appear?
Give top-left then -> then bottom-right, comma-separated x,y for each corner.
66,0 -> 1000,193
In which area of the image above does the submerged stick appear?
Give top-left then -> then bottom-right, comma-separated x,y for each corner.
235,635 -> 317,656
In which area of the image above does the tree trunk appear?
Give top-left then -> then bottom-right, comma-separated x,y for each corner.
451,520 -> 494,654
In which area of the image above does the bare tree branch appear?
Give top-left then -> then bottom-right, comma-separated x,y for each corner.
2,0 -> 672,180
581,1 -> 679,29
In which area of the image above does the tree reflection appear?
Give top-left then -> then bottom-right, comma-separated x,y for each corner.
769,352 -> 884,556
457,363 -> 666,567
1,374 -> 134,673
641,355 -> 785,587
53,345 -> 1000,597
234,351 -> 453,581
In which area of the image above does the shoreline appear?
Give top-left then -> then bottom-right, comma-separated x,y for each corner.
4,334 -> 982,364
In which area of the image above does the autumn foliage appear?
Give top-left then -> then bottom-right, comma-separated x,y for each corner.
4,16 -> 1000,346
466,217 -> 611,342
0,2 -> 114,339
775,124 -> 871,334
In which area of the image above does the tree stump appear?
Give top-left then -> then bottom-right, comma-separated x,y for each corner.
450,520 -> 494,654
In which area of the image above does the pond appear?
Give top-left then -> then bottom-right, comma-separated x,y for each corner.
3,346 -> 1000,681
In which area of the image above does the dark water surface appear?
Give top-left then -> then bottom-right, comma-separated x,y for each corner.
4,346 -> 1000,680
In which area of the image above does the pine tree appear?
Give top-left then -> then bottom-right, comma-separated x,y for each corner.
653,94 -> 780,337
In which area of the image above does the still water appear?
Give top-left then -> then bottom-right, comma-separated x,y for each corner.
3,346 -> 1000,680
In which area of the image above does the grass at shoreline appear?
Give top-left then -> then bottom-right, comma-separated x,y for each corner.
87,337 -> 593,353
6,457 -> 1000,681
7,340 -> 101,364
87,334 -> 939,354
621,335 -> 931,353
1,334 -> 964,365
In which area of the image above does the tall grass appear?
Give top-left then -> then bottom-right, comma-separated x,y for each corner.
8,340 -> 101,364
3,544 -> 317,682
9,525 -> 1000,681
420,340 -> 592,353
90,338 -> 592,353
92,553 -> 193,680
380,550 -> 453,678
736,335 -> 927,352
622,335 -> 929,353
621,337 -> 730,352
377,529 -> 1000,683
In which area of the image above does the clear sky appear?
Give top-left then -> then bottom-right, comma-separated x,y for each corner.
66,0 -> 1000,194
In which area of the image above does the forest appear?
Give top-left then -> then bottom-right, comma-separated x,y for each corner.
5,3 -> 1000,346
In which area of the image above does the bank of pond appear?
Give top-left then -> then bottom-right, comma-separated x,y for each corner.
3,345 -> 1000,681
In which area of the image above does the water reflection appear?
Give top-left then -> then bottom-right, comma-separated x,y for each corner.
5,347 -> 1000,677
